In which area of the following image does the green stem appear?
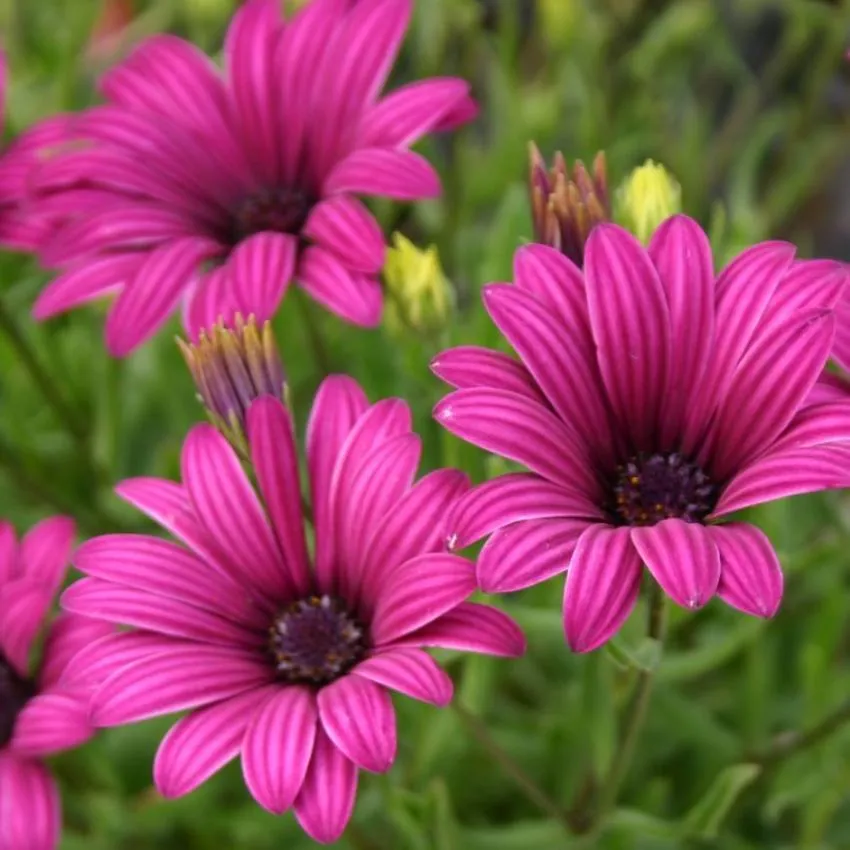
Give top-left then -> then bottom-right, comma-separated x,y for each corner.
296,291 -> 332,377
751,698 -> 850,769
0,296 -> 88,445
452,700 -> 574,837
593,584 -> 668,826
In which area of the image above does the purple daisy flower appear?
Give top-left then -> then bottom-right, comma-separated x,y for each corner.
0,516 -> 109,850
61,379 -> 523,843
433,215 -> 850,652
30,0 -> 476,356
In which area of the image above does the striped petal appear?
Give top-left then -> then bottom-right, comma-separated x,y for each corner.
324,148 -> 440,199
354,648 -> 453,707
304,196 -> 385,275
0,754 -> 60,850
10,692 -> 92,758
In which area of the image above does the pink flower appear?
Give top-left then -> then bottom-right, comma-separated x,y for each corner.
433,216 -> 850,652
0,52 -> 70,252
30,0 -> 476,356
62,378 -> 524,844
0,516 -> 108,850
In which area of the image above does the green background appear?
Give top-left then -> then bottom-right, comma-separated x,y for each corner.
3,0 -> 850,847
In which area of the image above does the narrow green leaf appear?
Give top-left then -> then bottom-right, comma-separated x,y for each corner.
681,764 -> 761,839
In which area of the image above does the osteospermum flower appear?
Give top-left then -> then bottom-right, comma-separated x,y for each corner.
0,516 -> 108,850
29,0 -> 476,356
61,379 -> 524,843
433,215 -> 850,652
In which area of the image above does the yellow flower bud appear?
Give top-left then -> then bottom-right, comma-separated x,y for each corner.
615,160 -> 682,244
383,233 -> 451,336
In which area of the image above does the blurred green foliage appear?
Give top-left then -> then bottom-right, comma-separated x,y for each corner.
2,0 -> 850,847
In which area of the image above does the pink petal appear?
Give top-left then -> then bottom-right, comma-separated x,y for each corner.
32,254 -> 141,320
392,602 -> 525,657
712,445 -> 850,517
318,675 -> 396,773
0,522 -> 16,584
182,424 -> 292,600
309,0 -> 412,177
306,375 -> 370,586
0,580 -> 54,673
58,631 -> 176,690
10,692 -> 92,758
320,397 -> 413,587
354,648 -> 453,706
430,345 -> 546,404
224,0 -> 282,182
105,237 -> 222,356
371,553 -> 475,645
357,77 -> 472,148
19,516 -> 75,596
275,0 -> 349,183
38,614 -> 114,689
446,473 -> 601,551
687,242 -> 796,445
563,524 -> 642,653
335,433 -> 421,600
707,309 -> 834,479
767,260 -> 848,320
61,578 -> 257,648
293,726 -> 358,844
804,372 -> 850,407
834,294 -> 850,373
303,195 -> 385,274
184,266 -> 237,339
357,468 -> 470,610
433,388 -> 600,498
632,519 -> 720,610
0,754 -> 60,850
324,148 -> 440,199
709,523 -> 783,617
243,686 -> 317,814
227,232 -> 297,324
584,223 -> 671,451
74,534 -> 260,626
246,398 -> 311,595
155,686 -> 276,799
298,245 -> 383,326
477,517 -> 589,594
114,477 -> 247,590
648,216 -> 715,446
91,643 -> 272,726
513,243 -> 590,333
771,401 -> 850,453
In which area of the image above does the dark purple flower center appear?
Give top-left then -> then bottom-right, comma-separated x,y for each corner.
231,186 -> 314,244
268,595 -> 367,685
610,452 -> 716,526
0,654 -> 35,748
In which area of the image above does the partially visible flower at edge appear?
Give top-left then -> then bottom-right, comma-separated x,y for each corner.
615,159 -> 681,244
0,516 -> 109,850
61,378 -> 524,843
432,215 -> 850,652
383,232 -> 452,336
0,51 -> 70,252
178,313 -> 285,456
528,143 -> 609,268
29,0 -> 478,356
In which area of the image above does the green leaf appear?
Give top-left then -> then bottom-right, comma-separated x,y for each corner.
680,764 -> 761,839
605,635 -> 662,672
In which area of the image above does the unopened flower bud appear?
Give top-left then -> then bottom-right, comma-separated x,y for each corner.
528,143 -> 609,267
383,233 -> 451,336
615,159 -> 682,244
178,315 -> 285,455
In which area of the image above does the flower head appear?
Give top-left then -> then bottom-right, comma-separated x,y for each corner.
31,0 -> 477,356
528,143 -> 609,267
0,516 -> 107,850
63,378 -> 523,843
383,232 -> 451,335
433,216 -> 850,652
178,313 -> 285,454
615,159 -> 681,244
